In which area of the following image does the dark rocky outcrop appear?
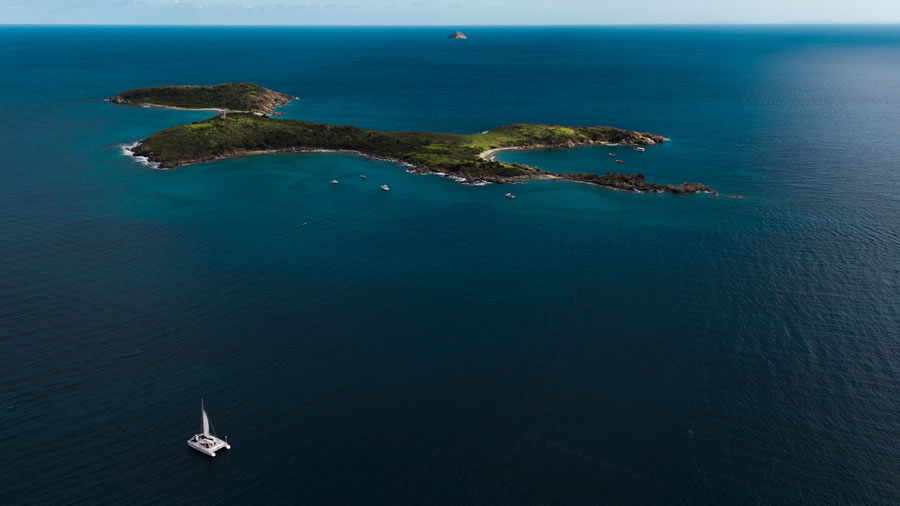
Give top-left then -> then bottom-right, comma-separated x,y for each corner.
448,31 -> 468,40
560,172 -> 716,195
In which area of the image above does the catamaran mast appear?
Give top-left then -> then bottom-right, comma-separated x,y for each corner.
202,399 -> 210,436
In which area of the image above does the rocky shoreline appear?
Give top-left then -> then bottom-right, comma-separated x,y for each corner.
127,138 -> 715,195
557,172 -> 716,195
473,141 -> 715,194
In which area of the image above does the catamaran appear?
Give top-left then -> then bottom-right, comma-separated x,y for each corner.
187,399 -> 231,457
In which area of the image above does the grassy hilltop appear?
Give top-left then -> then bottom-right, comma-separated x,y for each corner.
109,83 -> 294,114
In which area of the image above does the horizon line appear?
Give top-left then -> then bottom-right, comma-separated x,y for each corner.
3,22 -> 900,27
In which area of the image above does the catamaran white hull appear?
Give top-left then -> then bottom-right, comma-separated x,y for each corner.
188,400 -> 230,457
187,434 -> 231,457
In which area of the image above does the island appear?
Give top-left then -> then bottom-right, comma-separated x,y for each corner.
108,82 -> 294,115
448,31 -> 468,40
115,83 -> 715,195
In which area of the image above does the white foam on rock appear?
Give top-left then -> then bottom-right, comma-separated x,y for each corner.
120,142 -> 162,169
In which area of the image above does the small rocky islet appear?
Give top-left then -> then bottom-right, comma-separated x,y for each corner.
447,31 -> 468,40
113,83 -> 715,195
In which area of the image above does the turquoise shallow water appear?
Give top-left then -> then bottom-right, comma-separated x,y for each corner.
1,26 -> 899,504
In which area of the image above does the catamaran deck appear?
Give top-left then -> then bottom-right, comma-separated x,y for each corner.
188,399 -> 230,457
187,433 -> 230,457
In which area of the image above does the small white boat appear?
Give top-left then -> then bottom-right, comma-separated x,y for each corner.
634,147 -> 646,152
380,184 -> 390,191
615,160 -> 624,164
187,399 -> 231,457
330,179 -> 339,184
360,175 -> 367,179
608,153 -> 616,157
505,193 -> 515,199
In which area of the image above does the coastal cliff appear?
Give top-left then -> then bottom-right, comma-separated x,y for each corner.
109,83 -> 294,115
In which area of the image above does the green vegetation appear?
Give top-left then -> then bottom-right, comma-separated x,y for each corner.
109,83 -> 294,114
129,111 -> 714,194
134,114 -> 663,176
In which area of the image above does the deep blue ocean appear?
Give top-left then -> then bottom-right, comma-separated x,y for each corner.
1,25 -> 899,504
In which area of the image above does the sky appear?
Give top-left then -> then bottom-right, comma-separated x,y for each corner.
2,0 -> 900,25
